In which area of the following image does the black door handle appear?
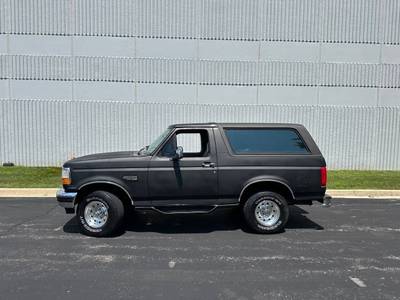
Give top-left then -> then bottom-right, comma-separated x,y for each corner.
202,162 -> 215,168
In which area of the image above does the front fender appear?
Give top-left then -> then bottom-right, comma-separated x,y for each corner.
71,175 -> 134,205
76,175 -> 129,192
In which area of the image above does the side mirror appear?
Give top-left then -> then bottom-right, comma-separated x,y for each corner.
172,146 -> 183,160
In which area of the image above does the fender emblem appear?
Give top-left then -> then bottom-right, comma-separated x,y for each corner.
122,175 -> 138,182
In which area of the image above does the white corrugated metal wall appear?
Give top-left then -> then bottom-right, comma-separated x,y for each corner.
0,0 -> 399,169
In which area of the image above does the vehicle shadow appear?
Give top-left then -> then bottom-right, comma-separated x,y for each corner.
63,205 -> 323,235
286,206 -> 324,230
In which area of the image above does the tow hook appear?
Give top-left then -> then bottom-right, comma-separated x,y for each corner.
323,195 -> 332,207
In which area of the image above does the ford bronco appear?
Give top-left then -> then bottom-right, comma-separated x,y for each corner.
57,123 -> 328,237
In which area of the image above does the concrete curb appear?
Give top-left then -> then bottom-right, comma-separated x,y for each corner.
0,188 -> 57,198
326,189 -> 400,199
0,188 -> 400,199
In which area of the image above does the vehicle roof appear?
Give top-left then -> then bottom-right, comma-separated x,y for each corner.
169,123 -> 305,129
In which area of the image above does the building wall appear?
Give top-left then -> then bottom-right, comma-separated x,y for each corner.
0,0 -> 399,168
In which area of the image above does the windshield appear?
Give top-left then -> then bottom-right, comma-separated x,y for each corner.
140,128 -> 172,155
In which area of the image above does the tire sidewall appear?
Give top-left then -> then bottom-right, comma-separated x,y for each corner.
244,192 -> 289,233
77,191 -> 124,237
78,195 -> 110,234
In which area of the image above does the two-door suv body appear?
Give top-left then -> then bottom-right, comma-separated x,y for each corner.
57,123 -> 328,236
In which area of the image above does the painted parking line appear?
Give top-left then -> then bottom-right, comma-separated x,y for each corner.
349,277 -> 367,288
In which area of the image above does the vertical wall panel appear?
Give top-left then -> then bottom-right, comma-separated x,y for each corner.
321,63 -> 381,88
9,0 -> 70,35
0,0 -> 399,43
1,53 -> 400,88
0,0 -> 9,33
0,100 -> 73,165
199,60 -> 258,85
260,0 -> 320,42
137,58 -> 196,83
381,0 -> 400,44
381,64 -> 400,88
137,0 -> 197,38
1,100 -> 400,169
0,79 -> 8,99
74,56 -> 135,82
1,0 -> 400,169
199,0 -> 259,40
375,108 -> 400,169
321,0 -> 380,43
0,55 -> 7,79
74,0 -> 136,36
8,55 -> 72,80
260,62 -> 319,86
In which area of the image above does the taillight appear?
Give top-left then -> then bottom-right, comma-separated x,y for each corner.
320,167 -> 327,187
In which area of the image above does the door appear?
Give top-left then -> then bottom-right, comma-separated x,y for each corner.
148,128 -> 218,205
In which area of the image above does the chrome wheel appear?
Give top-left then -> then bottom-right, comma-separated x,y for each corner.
254,199 -> 280,227
84,200 -> 109,229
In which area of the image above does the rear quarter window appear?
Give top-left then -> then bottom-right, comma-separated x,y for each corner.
224,128 -> 310,155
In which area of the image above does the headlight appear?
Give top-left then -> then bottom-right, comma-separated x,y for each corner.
61,167 -> 71,185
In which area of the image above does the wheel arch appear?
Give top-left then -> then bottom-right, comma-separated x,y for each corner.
75,181 -> 134,209
239,178 -> 295,205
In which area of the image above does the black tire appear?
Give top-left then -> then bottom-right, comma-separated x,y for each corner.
243,191 -> 289,234
77,190 -> 125,237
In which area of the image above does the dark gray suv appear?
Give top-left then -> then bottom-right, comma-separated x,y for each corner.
57,123 -> 328,237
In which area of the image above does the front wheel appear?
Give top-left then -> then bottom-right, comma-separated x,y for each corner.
243,191 -> 289,234
77,190 -> 125,237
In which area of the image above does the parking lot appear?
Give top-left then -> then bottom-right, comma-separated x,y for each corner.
0,198 -> 399,299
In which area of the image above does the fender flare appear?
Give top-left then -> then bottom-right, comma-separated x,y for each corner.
238,177 -> 295,203
77,180 -> 134,206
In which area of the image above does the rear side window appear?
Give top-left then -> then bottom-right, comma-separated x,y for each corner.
224,128 -> 309,154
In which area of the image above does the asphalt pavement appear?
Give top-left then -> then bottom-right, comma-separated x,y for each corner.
0,198 -> 399,300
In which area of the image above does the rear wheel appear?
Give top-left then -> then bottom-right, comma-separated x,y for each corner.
77,190 -> 125,237
243,191 -> 289,233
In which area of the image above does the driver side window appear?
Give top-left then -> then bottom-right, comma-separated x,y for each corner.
159,130 -> 209,158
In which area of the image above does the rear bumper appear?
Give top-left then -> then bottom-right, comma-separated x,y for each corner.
56,188 -> 77,213
293,193 -> 331,206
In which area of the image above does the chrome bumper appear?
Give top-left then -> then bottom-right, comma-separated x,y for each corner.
56,188 -> 77,213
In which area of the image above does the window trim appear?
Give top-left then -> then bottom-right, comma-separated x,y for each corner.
150,128 -> 176,158
155,128 -> 211,158
221,127 -> 311,156
176,132 -> 204,155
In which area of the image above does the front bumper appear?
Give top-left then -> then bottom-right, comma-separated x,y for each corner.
56,188 -> 77,213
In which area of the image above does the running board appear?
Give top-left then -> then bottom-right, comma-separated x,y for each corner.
152,205 -> 217,214
135,204 -> 238,215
